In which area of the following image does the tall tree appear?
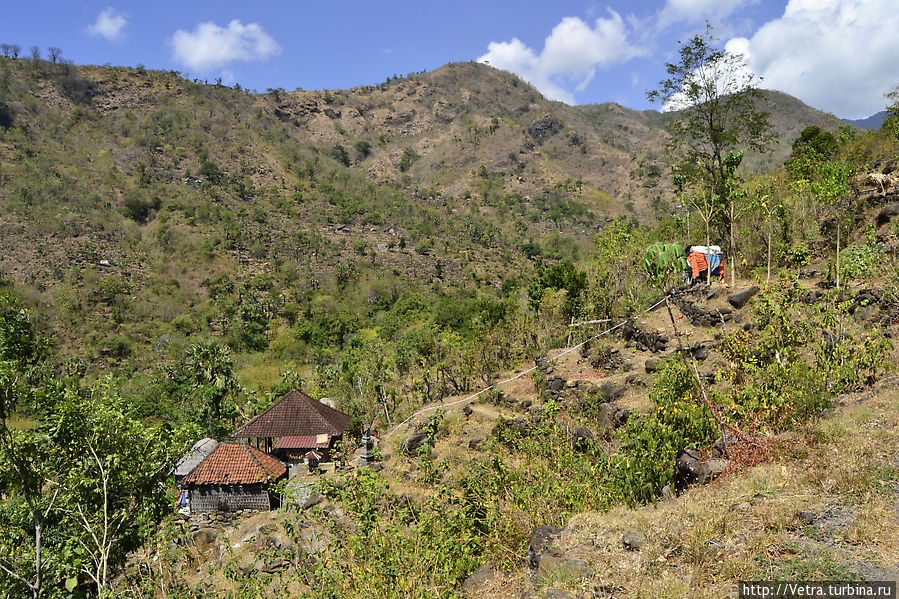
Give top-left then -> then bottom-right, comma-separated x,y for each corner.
183,340 -> 239,438
647,24 -> 776,285
810,160 -> 854,289
0,294 -> 53,599
51,382 -> 181,595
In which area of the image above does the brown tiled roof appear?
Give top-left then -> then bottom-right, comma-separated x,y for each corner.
181,443 -> 286,486
232,389 -> 351,439
275,435 -> 333,450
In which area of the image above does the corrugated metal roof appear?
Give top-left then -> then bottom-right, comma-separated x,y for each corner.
173,438 -> 219,477
181,443 -> 286,486
232,389 -> 351,439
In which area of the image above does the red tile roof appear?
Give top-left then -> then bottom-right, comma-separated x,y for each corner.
181,443 -> 286,486
275,435 -> 333,450
232,389 -> 351,439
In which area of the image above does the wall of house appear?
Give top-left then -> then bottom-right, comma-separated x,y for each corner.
187,484 -> 275,513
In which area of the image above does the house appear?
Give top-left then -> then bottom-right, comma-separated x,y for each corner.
173,438 -> 218,488
180,442 -> 287,514
231,389 -> 351,463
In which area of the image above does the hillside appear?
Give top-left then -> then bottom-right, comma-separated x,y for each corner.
2,52 -> 899,599
0,58 -> 849,370
844,110 -> 889,130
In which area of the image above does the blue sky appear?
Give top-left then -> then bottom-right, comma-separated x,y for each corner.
2,1 -> 897,119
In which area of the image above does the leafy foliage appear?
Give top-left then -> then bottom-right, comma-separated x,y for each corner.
647,24 -> 775,210
643,242 -> 688,285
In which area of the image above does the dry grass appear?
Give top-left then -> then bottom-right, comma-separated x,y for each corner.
491,379 -> 899,598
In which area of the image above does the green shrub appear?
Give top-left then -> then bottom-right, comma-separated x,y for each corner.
122,190 -> 161,223
838,241 -> 885,283
609,358 -> 717,505
398,148 -> 419,172
197,160 -> 223,183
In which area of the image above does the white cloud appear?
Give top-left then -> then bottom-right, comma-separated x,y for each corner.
657,0 -> 754,29
86,7 -> 127,42
170,20 -> 281,72
727,0 -> 899,118
478,11 -> 645,104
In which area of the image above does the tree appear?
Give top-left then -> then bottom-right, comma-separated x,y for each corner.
29,46 -> 40,61
0,294 -> 53,599
50,383 -> 181,595
182,340 -> 240,438
884,84 -> 899,140
0,44 -> 20,59
47,47 -> 62,64
748,175 -> 784,285
648,23 -> 775,285
354,140 -> 372,159
887,84 -> 899,118
331,144 -> 350,167
787,125 -> 839,180
527,261 -> 587,318
810,160 -> 854,289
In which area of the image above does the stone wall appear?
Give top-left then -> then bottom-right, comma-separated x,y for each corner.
187,484 -> 274,514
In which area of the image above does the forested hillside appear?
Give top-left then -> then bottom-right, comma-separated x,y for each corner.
1,51 -> 898,598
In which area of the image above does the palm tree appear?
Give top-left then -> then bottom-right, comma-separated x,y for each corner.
183,340 -> 239,438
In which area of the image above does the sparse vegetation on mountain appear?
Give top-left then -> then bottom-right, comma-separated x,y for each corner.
0,52 -> 898,598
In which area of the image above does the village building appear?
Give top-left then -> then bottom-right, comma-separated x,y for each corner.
173,437 -> 219,488
231,389 -> 351,465
180,442 -> 287,514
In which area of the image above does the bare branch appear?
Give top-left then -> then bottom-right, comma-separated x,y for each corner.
0,556 -> 36,591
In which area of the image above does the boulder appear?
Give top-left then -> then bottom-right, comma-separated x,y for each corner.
711,432 -> 739,458
401,430 -> 429,456
462,562 -> 497,594
597,404 -> 629,429
661,484 -> 676,501
191,527 -> 220,558
264,532 -> 296,552
674,449 -> 709,490
876,203 -> 899,226
599,381 -> 623,401
259,557 -> 289,573
644,358 -> 660,373
797,511 -> 816,525
728,286 -> 760,309
622,530 -> 647,551
675,449 -> 729,490
527,525 -> 561,575
691,345 -> 709,361
706,459 -> 730,476
301,493 -> 324,510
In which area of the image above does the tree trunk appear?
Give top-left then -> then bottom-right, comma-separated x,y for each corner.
33,520 -> 42,599
729,202 -> 736,288
705,221 -> 711,286
767,210 -> 772,285
836,216 -> 841,289
686,211 -> 690,246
